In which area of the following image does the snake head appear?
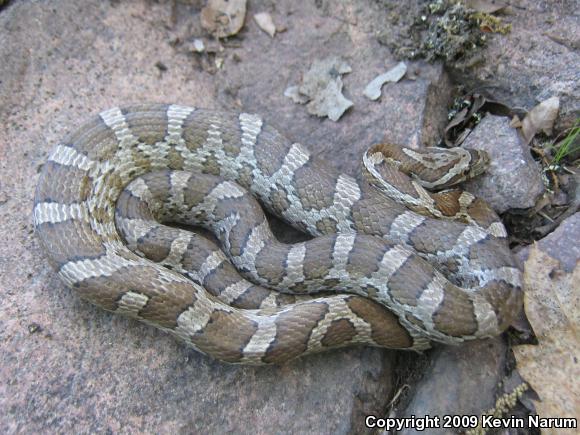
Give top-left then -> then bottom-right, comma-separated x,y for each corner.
465,149 -> 490,180
363,143 -> 491,191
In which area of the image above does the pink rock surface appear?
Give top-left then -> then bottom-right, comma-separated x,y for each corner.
0,1 -> 450,432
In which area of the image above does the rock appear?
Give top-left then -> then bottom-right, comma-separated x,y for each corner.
397,340 -> 507,435
463,115 -> 545,213
453,0 -> 580,131
517,213 -> 580,273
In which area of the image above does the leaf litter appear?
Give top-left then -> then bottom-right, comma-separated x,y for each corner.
254,12 -> 276,37
363,62 -> 407,101
513,246 -> 579,431
285,57 -> 353,121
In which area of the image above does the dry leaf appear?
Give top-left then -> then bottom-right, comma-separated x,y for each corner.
510,115 -> 521,128
444,94 -> 486,146
520,96 -> 560,144
254,12 -> 276,37
512,245 -> 579,432
363,62 -> 407,101
200,0 -> 247,39
444,94 -> 513,146
285,57 -> 353,122
284,86 -> 309,104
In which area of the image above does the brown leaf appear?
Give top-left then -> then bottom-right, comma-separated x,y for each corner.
443,94 -> 485,146
512,245 -> 579,431
520,96 -> 560,144
444,107 -> 470,147
466,93 -> 487,118
510,115 -> 522,128
254,12 -> 276,37
444,94 -> 515,146
201,0 -> 247,39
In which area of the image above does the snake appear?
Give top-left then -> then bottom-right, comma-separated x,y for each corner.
33,103 -> 523,365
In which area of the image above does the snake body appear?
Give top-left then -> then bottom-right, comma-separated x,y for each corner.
33,104 -> 523,364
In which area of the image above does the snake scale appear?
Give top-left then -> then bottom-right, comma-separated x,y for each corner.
33,104 -> 523,364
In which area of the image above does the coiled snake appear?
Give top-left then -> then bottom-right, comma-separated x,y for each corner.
33,104 -> 523,364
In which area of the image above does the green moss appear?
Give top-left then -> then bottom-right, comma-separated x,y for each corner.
424,3 -> 483,61
471,12 -> 512,34
378,0 -> 511,69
